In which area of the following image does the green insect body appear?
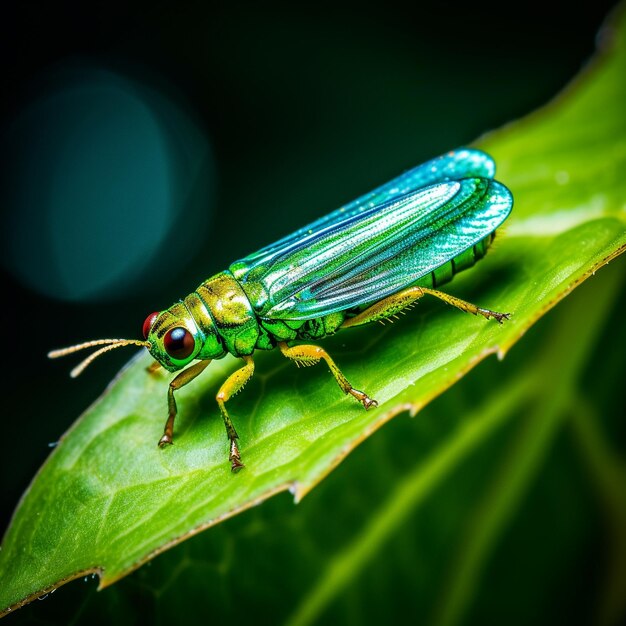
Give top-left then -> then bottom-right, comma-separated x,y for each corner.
50,148 -> 513,472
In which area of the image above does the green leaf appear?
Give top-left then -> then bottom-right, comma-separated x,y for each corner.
2,9 -> 626,618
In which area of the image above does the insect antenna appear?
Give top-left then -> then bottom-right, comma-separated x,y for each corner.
48,339 -> 150,378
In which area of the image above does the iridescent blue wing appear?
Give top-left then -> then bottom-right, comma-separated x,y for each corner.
230,148 -> 495,279
229,150 -> 512,320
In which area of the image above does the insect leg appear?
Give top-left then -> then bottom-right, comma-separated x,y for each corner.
159,360 -> 211,447
418,287 -> 510,323
278,341 -> 378,409
216,355 -> 255,473
147,361 -> 162,375
341,286 -> 510,328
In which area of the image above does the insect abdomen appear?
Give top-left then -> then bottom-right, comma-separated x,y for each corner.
419,232 -> 496,289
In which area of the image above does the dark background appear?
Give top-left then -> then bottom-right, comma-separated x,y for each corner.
0,0 -> 622,622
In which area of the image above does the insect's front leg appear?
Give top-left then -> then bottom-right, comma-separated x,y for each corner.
147,361 -> 162,375
278,341 -> 377,409
216,355 -> 255,473
159,360 -> 210,447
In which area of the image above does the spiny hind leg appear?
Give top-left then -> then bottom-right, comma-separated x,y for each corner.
159,360 -> 211,447
278,341 -> 377,409
216,355 -> 255,472
419,287 -> 510,323
341,286 -> 510,329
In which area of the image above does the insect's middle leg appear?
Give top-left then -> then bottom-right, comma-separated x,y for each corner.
216,355 -> 255,473
159,360 -> 211,447
278,341 -> 377,409
341,286 -> 510,329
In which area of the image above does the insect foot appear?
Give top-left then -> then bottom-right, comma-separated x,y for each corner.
229,439 -> 245,473
158,434 -> 173,447
490,311 -> 511,324
350,389 -> 379,410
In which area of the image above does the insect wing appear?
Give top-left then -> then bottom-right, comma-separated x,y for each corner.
230,149 -> 495,280
235,174 -> 512,320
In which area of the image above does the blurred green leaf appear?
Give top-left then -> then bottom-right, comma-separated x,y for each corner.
2,7 -> 626,620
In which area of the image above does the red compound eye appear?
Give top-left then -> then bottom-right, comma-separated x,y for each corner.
164,327 -> 195,360
142,312 -> 159,339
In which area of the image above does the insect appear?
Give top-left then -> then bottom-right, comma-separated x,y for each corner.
50,148 -> 513,472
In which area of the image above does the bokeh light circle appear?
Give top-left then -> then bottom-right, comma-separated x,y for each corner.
1,66 -> 213,302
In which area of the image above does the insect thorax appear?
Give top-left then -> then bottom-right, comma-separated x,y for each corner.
187,271 -> 262,358
187,271 -> 350,358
